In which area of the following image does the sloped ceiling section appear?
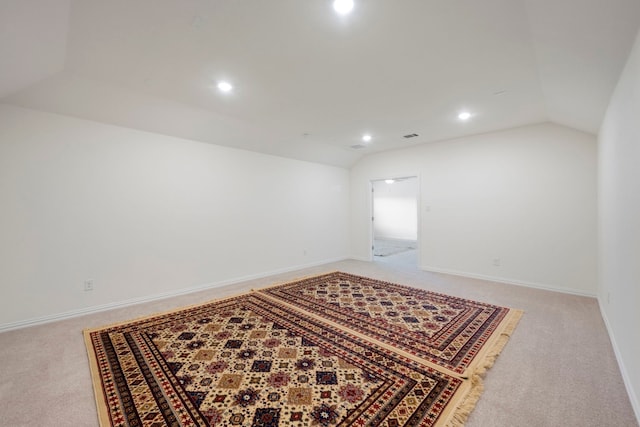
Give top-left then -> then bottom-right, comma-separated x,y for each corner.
525,0 -> 640,134
1,0 -> 639,167
0,0 -> 70,98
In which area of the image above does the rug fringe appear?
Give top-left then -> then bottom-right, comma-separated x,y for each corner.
85,273 -> 523,427
445,309 -> 523,426
475,309 -> 523,375
446,376 -> 485,427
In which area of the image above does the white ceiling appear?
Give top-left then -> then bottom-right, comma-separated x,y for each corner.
1,0 -> 639,167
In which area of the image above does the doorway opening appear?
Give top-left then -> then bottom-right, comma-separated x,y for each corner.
371,176 -> 419,267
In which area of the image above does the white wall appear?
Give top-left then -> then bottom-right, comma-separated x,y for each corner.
373,178 -> 418,241
0,105 -> 349,328
598,29 -> 640,420
351,123 -> 597,295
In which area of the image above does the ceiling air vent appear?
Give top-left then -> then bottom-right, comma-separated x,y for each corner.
404,133 -> 419,139
350,144 -> 367,149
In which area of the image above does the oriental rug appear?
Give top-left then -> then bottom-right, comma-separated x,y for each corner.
258,272 -> 523,378
85,273 -> 522,427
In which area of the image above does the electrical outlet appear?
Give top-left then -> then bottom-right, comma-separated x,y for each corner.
84,279 -> 94,291
492,258 -> 501,267
607,292 -> 611,304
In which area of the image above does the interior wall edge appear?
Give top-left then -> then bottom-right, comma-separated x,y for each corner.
349,255 -> 372,262
421,265 -> 597,298
597,297 -> 640,423
0,256 -> 348,334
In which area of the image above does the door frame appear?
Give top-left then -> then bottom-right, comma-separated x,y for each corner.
368,174 -> 421,264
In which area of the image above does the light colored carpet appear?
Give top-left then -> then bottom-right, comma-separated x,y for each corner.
0,255 -> 637,426
373,238 -> 417,257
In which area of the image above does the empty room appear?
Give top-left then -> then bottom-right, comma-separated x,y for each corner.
1,1 -> 639,426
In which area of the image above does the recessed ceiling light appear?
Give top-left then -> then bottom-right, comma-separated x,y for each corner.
333,0 -> 354,15
385,179 -> 395,184
458,111 -> 472,121
217,81 -> 233,93
362,134 -> 372,142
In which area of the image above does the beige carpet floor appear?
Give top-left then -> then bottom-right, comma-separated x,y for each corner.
0,254 -> 637,426
373,237 -> 417,257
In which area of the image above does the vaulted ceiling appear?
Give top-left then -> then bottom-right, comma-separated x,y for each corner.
2,0 -> 639,167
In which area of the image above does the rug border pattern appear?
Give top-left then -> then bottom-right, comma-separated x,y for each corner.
84,272 -> 523,427
257,272 -> 521,377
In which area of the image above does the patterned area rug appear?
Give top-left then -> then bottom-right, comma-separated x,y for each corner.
258,272 -> 522,377
85,273 -> 522,426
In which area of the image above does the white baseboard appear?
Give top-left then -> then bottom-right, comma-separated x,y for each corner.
420,265 -> 597,297
598,298 -> 640,424
349,255 -> 371,262
0,256 -> 348,333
